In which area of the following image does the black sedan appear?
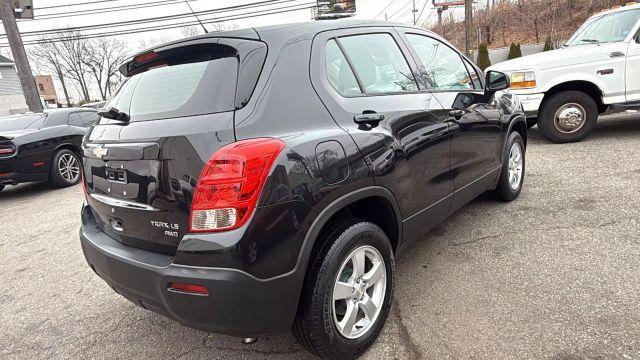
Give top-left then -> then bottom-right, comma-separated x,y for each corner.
0,108 -> 99,192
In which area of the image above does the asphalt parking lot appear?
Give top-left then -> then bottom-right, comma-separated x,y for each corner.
1,113 -> 639,359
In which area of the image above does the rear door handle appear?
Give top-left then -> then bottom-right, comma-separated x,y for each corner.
354,111 -> 385,126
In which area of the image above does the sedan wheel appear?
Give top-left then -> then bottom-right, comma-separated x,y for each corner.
58,153 -> 81,183
50,149 -> 82,188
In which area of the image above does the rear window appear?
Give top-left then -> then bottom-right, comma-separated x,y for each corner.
105,53 -> 238,122
0,114 -> 45,131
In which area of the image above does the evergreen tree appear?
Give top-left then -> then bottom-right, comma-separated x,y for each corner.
507,43 -> 523,60
477,43 -> 491,71
507,43 -> 519,60
543,37 -> 554,51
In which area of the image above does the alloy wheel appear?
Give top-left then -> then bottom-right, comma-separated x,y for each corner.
58,153 -> 80,183
332,245 -> 387,339
508,142 -> 523,191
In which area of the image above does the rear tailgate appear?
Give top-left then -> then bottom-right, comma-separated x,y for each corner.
83,37 -> 266,255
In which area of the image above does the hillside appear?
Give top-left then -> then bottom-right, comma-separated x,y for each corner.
430,0 -> 632,49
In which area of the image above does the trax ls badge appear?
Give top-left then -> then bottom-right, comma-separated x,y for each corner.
93,147 -> 108,159
150,221 -> 180,237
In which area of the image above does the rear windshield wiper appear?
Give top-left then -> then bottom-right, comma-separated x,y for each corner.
97,106 -> 130,124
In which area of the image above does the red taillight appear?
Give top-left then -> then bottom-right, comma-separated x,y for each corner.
189,138 -> 286,232
0,146 -> 15,156
169,282 -> 209,295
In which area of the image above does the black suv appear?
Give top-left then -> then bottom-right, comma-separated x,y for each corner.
80,21 -> 526,359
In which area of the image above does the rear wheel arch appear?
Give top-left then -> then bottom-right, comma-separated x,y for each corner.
299,187 -> 402,265
52,143 -> 82,159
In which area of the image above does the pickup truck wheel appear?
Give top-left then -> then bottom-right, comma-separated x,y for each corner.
538,91 -> 597,143
293,220 -> 395,359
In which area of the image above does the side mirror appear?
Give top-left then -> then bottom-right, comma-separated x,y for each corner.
97,106 -> 130,123
485,71 -> 510,92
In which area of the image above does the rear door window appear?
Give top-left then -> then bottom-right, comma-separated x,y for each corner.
326,39 -> 362,96
337,33 -> 418,94
105,54 -> 238,122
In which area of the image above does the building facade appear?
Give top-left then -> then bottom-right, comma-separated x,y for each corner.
0,55 -> 28,116
35,75 -> 58,106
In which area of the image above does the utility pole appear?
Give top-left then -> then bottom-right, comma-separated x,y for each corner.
0,0 -> 42,112
464,0 -> 474,57
412,0 -> 417,25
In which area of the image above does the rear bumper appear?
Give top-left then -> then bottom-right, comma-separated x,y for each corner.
80,214 -> 306,337
0,157 -> 49,185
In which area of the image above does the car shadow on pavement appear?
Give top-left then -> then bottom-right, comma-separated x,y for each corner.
528,113 -> 640,144
0,182 -> 61,200
589,114 -> 640,140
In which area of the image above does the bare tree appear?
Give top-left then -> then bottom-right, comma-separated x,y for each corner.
180,26 -> 202,39
83,37 -> 129,100
57,31 -> 92,101
30,40 -> 72,106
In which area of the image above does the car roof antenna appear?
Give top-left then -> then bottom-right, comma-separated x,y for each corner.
184,0 -> 208,34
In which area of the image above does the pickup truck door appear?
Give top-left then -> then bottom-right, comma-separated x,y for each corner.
626,36 -> 640,102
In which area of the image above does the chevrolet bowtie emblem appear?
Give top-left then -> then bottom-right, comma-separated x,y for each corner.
93,147 -> 108,159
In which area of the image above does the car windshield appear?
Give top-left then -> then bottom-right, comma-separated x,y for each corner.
566,8 -> 640,46
0,114 -> 46,132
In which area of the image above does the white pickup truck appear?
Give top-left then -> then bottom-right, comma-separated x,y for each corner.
489,3 -> 640,143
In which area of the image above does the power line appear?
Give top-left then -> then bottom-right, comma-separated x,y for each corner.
388,0 -> 413,20
35,0 -> 184,20
1,0 -> 303,40
0,2 -> 316,47
415,0 -> 430,24
374,0 -> 399,19
35,0 -> 122,11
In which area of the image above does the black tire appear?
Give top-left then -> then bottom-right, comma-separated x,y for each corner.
493,131 -> 525,201
0,184 -> 4,192
293,219 -> 395,359
537,90 -> 598,143
526,118 -> 537,129
49,149 -> 82,188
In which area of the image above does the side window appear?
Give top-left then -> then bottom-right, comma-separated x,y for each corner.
405,34 -> 475,91
338,33 -> 418,94
326,39 -> 362,96
68,112 -> 99,128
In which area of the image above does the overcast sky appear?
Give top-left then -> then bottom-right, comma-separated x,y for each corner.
3,0 -> 442,52
1,0 -> 450,102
